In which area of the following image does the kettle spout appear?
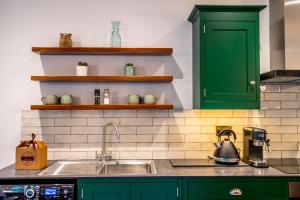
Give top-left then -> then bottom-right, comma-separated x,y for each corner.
214,142 -> 221,148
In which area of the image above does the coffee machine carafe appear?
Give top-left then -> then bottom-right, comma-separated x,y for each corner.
242,127 -> 271,168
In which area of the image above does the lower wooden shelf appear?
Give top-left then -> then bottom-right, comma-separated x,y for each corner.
31,104 -> 173,110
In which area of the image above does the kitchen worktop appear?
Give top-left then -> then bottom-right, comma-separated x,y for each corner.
0,160 -> 289,179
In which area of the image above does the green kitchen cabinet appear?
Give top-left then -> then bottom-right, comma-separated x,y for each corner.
188,5 -> 266,109
78,178 -> 180,200
81,182 -> 130,200
131,182 -> 178,200
183,178 -> 287,200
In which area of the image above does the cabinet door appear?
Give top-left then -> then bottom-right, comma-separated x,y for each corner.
82,183 -> 130,200
131,182 -> 178,200
184,179 -> 284,200
201,20 -> 259,109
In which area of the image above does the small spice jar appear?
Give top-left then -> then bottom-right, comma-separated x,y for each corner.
124,63 -> 135,76
76,61 -> 88,76
95,89 -> 101,105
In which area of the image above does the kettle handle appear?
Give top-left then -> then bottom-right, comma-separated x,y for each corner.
217,129 -> 237,142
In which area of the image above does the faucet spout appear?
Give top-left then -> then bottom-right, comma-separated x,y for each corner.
98,122 -> 120,162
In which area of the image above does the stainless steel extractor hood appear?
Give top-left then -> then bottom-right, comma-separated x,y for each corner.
261,0 -> 300,83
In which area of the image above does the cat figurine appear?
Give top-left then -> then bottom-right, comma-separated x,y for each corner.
59,33 -> 73,48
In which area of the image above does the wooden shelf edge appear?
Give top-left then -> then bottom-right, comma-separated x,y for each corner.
31,76 -> 173,82
32,47 -> 173,55
31,104 -> 173,110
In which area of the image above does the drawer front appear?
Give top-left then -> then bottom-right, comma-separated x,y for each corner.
186,180 -> 284,200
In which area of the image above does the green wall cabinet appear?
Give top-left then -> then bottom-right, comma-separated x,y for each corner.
188,5 -> 266,109
183,177 -> 287,200
78,178 -> 181,200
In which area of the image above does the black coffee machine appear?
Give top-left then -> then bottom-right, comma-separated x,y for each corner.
242,127 -> 271,168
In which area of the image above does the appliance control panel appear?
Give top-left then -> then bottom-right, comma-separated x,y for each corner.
0,184 -> 74,200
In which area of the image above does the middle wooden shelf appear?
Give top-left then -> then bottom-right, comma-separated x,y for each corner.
31,76 -> 173,82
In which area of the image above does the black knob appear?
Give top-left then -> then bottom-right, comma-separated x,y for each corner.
25,189 -> 35,198
63,189 -> 69,194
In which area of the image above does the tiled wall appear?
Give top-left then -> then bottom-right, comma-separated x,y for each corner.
21,84 -> 300,160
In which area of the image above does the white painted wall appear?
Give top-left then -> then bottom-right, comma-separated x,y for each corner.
0,0 -> 269,168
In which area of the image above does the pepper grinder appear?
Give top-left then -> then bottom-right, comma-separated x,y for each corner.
95,89 -> 101,105
103,89 -> 110,104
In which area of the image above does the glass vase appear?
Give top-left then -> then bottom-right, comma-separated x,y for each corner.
110,21 -> 121,48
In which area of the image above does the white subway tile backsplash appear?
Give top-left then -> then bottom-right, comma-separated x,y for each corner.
41,127 -> 71,135
153,151 -> 184,159
48,144 -> 70,152
137,110 -> 168,117
121,118 -> 152,126
22,118 -> 54,127
55,118 -> 87,127
281,118 -> 300,125
271,142 -> 298,151
281,85 -> 300,92
169,143 -> 201,151
248,118 -> 280,126
201,110 -> 232,117
120,151 -> 152,159
19,83 -> 300,160
55,135 -> 87,144
265,110 -> 297,118
88,118 -> 120,126
169,126 -> 201,134
54,152 -> 88,160
22,110 -> 40,118
137,143 -> 168,151
120,135 -> 152,143
216,118 -> 248,126
153,118 -> 184,126
137,126 -> 168,134
261,85 -> 281,92
185,151 -> 213,159
72,110 -> 103,118
282,134 -> 300,142
153,134 -> 184,143
185,118 -> 216,126
281,101 -> 300,109
266,126 -> 298,134
70,143 -> 101,152
71,127 -> 102,135
169,110 -> 201,118
40,111 -> 71,118
233,110 -> 265,117
104,110 -> 136,117
261,101 -> 281,109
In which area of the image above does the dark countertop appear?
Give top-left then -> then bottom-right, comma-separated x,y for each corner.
0,159 -> 290,179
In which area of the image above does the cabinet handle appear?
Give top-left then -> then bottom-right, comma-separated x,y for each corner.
229,188 -> 242,196
250,81 -> 256,86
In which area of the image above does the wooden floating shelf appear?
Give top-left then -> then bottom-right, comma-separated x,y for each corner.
32,47 -> 173,55
31,104 -> 173,110
31,76 -> 173,82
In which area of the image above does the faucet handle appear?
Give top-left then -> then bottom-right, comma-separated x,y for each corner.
96,151 -> 112,161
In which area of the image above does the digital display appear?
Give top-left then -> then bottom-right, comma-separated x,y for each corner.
45,188 -> 58,196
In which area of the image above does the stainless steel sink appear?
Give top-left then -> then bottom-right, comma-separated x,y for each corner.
39,160 -> 156,176
99,160 -> 156,175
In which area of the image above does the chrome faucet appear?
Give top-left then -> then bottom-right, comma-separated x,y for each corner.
96,122 -> 120,162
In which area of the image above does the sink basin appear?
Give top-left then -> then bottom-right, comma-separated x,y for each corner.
99,160 -> 156,175
39,160 -> 156,176
39,160 -> 101,176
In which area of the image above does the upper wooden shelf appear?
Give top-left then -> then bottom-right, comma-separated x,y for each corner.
31,76 -> 173,82
32,47 -> 173,55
